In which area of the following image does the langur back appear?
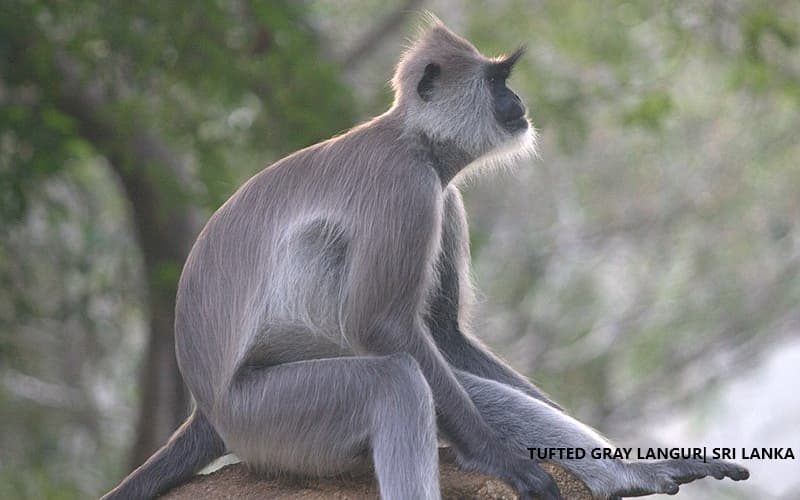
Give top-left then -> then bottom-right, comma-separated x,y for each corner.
174,113 -> 441,404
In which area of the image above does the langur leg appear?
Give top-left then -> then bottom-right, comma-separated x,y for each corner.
456,370 -> 749,498
354,318 -> 562,499
217,354 -> 441,500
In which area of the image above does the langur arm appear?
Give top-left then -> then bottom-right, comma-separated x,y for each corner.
341,185 -> 498,456
427,187 -> 561,409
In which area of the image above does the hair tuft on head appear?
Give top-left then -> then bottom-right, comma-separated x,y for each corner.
417,10 -> 444,32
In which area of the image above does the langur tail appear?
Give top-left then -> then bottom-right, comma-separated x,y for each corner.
101,408 -> 226,499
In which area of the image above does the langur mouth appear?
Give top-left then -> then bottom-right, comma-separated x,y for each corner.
503,116 -> 529,133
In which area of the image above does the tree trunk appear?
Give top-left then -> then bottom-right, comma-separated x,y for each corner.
53,56 -> 201,468
114,131 -> 199,468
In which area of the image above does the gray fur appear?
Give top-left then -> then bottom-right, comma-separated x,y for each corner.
104,16 -> 748,500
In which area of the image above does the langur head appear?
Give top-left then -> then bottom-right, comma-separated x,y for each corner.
391,13 -> 537,172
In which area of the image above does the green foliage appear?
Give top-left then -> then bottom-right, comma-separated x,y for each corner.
622,92 -> 673,129
0,468 -> 83,500
468,0 -> 799,150
1,0 -> 356,218
728,7 -> 799,98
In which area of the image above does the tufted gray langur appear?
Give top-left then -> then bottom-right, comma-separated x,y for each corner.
103,16 -> 749,500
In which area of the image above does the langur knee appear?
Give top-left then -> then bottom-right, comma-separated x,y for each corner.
382,353 -> 434,412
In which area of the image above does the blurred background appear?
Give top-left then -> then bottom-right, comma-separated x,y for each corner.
1,1 -> 798,498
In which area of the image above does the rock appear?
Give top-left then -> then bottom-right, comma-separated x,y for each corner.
161,448 -> 593,499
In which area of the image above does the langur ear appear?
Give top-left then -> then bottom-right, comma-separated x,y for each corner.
417,63 -> 440,102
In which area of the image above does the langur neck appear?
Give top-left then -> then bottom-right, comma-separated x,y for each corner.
418,133 -> 474,186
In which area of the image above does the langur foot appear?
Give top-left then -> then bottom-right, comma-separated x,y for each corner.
608,459 -> 749,497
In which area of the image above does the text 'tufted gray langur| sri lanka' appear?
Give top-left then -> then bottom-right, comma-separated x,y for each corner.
103,16 -> 750,500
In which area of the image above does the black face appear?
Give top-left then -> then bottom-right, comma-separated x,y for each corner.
486,47 -> 528,133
